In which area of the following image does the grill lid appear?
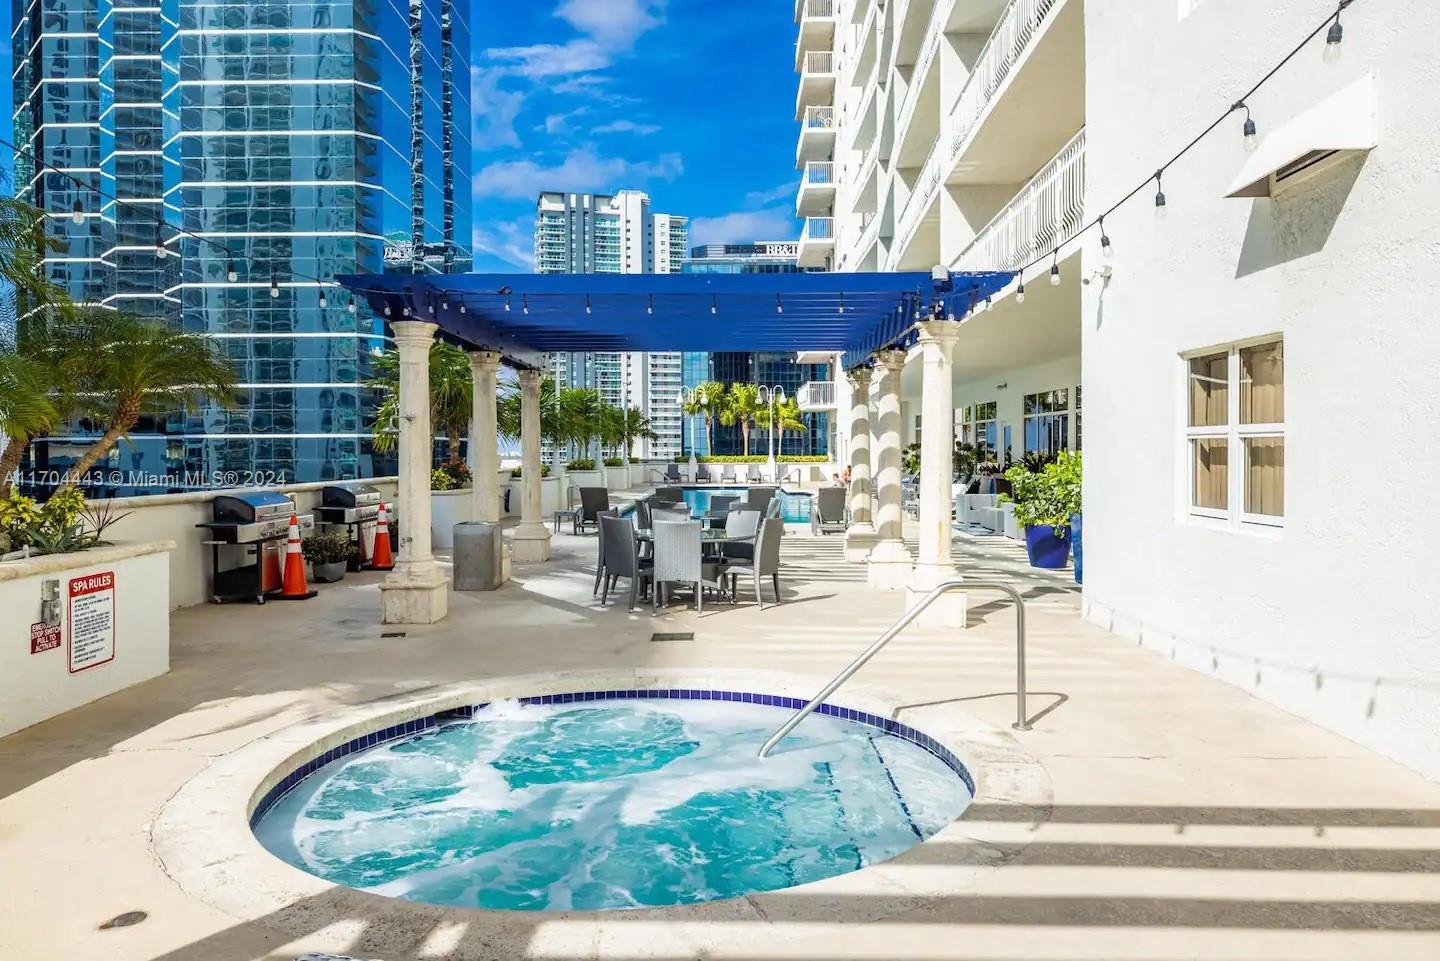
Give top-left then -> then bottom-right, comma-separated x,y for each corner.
322,484 -> 382,509
212,491 -> 295,524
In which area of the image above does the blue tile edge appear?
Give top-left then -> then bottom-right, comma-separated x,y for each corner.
249,690 -> 974,829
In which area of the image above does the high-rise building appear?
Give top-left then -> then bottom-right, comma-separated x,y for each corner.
679,242 -> 832,459
533,190 -> 687,461
10,0 -> 472,490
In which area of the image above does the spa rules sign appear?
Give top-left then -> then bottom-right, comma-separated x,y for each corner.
68,571 -> 116,674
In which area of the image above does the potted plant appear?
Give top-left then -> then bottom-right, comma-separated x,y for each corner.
1001,450 -> 1081,570
302,531 -> 351,583
346,537 -> 366,572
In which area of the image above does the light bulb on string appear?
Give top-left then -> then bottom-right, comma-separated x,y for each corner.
711,294 -> 718,315
402,306 -> 410,317
1050,252 -> 1061,287
347,299 -> 357,314
504,298 -> 511,312
226,260 -> 238,283
648,294 -> 655,316
270,272 -> 281,299
154,223 -> 167,259
384,305 -> 392,317
837,292 -> 845,315
318,289 -> 328,310
1154,170 -> 1168,220
775,294 -> 783,316
1324,8 -> 1343,62
585,294 -> 592,315
1016,278 -> 1026,304
1237,102 -> 1258,151
1099,216 -> 1113,259
522,295 -> 529,315
71,200 -> 84,225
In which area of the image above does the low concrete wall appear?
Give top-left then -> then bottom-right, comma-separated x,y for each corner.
89,478 -> 399,610
0,541 -> 172,737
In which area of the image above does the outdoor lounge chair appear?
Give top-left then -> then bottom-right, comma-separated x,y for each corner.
663,463 -> 685,483
720,465 -> 737,483
651,520 -> 728,614
695,463 -> 713,483
577,486 -> 610,535
726,517 -> 784,609
599,515 -> 653,611
811,486 -> 847,535
746,464 -> 763,483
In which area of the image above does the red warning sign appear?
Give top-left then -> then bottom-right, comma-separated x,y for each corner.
68,570 -> 116,674
30,621 -> 61,654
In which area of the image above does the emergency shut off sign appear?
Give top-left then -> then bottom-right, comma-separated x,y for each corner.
68,570 -> 116,674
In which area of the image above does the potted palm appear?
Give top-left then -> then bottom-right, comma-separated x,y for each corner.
1002,451 -> 1081,570
302,531 -> 351,583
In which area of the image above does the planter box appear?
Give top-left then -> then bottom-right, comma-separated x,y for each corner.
630,464 -> 648,488
0,541 -> 172,738
567,469 -> 604,494
604,466 -> 628,492
541,475 -> 563,516
431,489 -> 476,549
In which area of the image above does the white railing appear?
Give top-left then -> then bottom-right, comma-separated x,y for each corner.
802,217 -> 835,242
798,0 -> 836,21
894,0 -> 951,150
801,105 -> 836,131
947,0 -> 1062,163
797,381 -> 837,410
803,50 -> 836,75
955,127 -> 1085,272
802,161 -> 835,187
892,138 -> 945,263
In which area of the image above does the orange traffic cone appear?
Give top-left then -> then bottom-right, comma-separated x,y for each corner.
368,502 -> 395,571
276,514 -> 317,600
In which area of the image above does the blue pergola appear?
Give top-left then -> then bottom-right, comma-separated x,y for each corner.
337,269 -> 1014,369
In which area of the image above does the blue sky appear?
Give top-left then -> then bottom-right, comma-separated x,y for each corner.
468,0 -> 802,271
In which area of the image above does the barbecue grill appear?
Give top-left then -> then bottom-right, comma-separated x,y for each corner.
197,491 -> 313,603
319,484 -> 382,525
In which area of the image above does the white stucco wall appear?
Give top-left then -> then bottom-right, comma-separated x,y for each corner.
0,543 -> 171,737
1083,0 -> 1440,778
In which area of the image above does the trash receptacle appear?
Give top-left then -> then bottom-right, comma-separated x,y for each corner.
453,522 -> 502,591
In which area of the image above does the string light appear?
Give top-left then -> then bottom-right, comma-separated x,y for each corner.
837,292 -> 845,315
347,299 -> 357,314
1099,216 -> 1112,259
401,305 -> 410,317
585,294 -> 592,314
504,298 -> 511,312
318,289 -> 328,309
1153,170 -> 1168,219
384,305 -> 392,317
710,294 -> 718,315
648,293 -> 655,315
1236,102 -> 1258,150
522,295 -> 529,315
226,260 -> 238,283
1016,278 -> 1026,304
459,303 -> 466,314
270,271 -> 280,299
1325,4 -> 1344,62
71,200 -> 83,225
1049,252 -> 1061,287
154,223 -> 167,259
775,293 -> 783,315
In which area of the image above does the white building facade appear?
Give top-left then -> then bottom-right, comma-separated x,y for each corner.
534,190 -> 689,460
802,0 -> 1440,779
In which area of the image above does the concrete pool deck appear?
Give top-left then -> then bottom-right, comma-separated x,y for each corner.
2,521 -> 1438,960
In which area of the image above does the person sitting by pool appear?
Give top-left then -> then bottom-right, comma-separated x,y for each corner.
832,473 -> 841,485
842,465 -> 852,486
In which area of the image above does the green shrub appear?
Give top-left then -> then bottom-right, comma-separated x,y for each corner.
566,458 -> 596,471
670,454 -> 831,464
302,531 -> 351,565
510,464 -> 552,478
0,487 -> 97,555
602,457 -> 624,467
1002,451 -> 1081,533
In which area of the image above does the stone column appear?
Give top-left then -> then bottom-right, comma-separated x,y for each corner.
909,317 -> 966,627
468,350 -> 502,523
843,366 -> 878,562
867,348 -> 912,589
510,368 -> 552,563
379,320 -> 448,624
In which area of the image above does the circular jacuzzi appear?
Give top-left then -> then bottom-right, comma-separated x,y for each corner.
249,689 -> 974,912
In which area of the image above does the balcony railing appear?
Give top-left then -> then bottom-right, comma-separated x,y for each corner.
801,105 -> 836,131
955,127 -> 1085,273
802,50 -> 836,75
892,138 -> 945,264
801,217 -> 835,242
796,381 -> 837,410
797,0 -> 835,21
894,0 -> 950,152
802,161 -> 835,187
947,0 -> 1062,162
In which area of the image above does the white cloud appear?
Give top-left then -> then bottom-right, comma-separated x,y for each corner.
482,40 -> 612,80
472,148 -> 684,200
744,180 -> 800,207
470,66 -> 526,150
472,217 -> 536,270
540,107 -> 589,135
591,119 -> 660,136
689,208 -> 799,246
556,0 -> 667,49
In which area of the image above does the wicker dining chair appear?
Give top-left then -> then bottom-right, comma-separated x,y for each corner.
651,520 -> 728,614
599,515 -> 652,611
726,517 -> 785,609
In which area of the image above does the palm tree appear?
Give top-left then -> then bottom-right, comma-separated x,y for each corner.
0,194 -> 72,314
0,351 -> 59,496
719,383 -> 763,456
680,380 -> 725,455
497,375 -> 566,451
65,310 -> 237,482
757,396 -> 807,455
559,387 -> 606,462
369,341 -> 472,462
603,405 -> 657,461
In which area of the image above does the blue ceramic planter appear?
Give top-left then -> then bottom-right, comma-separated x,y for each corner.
1024,524 -> 1072,569
1070,512 -> 1083,584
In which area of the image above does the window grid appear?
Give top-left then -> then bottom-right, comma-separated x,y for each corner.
1183,339 -> 1284,528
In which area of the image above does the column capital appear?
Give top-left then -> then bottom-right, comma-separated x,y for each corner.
916,318 -> 964,350
467,349 -> 503,373
846,366 -> 872,390
876,348 -> 907,373
390,320 -> 438,349
517,367 -> 543,390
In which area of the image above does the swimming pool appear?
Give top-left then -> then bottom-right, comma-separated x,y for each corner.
253,693 -> 973,912
680,486 -> 813,522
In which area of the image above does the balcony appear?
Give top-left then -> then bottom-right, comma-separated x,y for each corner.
796,216 -> 835,268
795,0 -> 837,67
796,161 -> 837,217
796,380 -> 837,411
954,127 -> 1085,276
795,50 -> 837,119
893,0 -> 950,167
796,105 -> 837,166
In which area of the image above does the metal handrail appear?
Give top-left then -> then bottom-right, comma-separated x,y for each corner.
758,580 -> 1030,758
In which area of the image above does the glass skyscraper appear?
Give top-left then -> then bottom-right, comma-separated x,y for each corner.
10,0 -> 472,490
679,243 -> 832,459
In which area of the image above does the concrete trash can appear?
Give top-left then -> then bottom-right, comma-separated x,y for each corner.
453,522 -> 502,591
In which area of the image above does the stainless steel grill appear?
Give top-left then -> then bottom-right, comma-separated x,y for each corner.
319,484 -> 382,525
204,491 -> 313,544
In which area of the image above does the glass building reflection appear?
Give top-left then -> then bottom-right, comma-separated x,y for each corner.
11,0 -> 473,491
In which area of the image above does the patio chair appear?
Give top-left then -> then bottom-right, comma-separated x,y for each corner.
811,486 -> 847,535
663,463 -> 685,483
720,465 -> 737,483
651,520 -> 728,614
695,463 -> 713,483
577,486 -> 610,535
592,509 -> 621,596
634,497 -> 653,530
709,494 -> 739,516
553,484 -> 581,535
651,502 -> 692,525
727,517 -> 784,609
745,485 -> 777,514
765,495 -> 784,519
599,515 -> 653,611
723,508 -> 762,563
745,464 -> 763,483
654,486 -> 683,503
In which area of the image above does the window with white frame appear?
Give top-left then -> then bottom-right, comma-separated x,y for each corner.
1023,389 -> 1069,456
1184,338 -> 1284,525
961,402 -> 998,460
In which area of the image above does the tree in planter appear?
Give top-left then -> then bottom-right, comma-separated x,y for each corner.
64,311 -> 237,483
1002,450 -> 1082,534
680,380 -> 725,454
602,405 -> 657,463
369,341 -> 472,462
497,375 -> 569,457
718,383 -> 762,456
756,396 -> 806,455
559,387 -> 605,464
